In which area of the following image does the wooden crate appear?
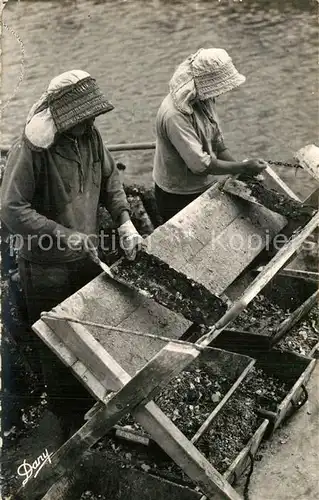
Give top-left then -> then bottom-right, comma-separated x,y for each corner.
208,342 -> 316,433
253,350 -> 316,432
48,420 -> 270,500
216,273 -> 318,351
113,347 -> 255,443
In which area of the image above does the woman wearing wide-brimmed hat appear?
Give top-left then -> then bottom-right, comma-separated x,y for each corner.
153,48 -> 268,221
1,70 -> 143,439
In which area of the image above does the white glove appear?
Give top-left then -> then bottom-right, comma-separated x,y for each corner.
118,220 -> 144,261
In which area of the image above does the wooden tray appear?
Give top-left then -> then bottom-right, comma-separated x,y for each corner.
208,344 -> 316,433
113,347 -> 255,443
51,419 -> 270,500
219,273 -> 318,350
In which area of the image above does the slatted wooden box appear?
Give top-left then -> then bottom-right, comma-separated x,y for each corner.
58,419 -> 269,500
214,272 -> 318,352
210,343 -> 316,433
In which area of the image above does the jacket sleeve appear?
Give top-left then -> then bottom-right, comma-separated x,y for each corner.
165,112 -> 214,175
0,140 -> 63,237
99,145 -> 130,222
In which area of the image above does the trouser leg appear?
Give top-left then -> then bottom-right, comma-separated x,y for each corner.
17,257 -> 99,430
154,184 -> 200,222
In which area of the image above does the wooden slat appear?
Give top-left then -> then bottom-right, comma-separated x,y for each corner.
198,210 -> 319,347
48,276 -> 190,376
224,419 -> 269,484
294,144 -> 319,183
274,359 -> 316,432
43,317 -> 131,392
270,290 -> 319,347
143,181 -> 286,296
18,340 -> 201,500
182,206 -> 285,295
146,185 -> 241,265
263,166 -> 301,201
191,359 -> 255,443
32,320 -> 109,402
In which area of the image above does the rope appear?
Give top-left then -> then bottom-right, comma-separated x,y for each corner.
40,312 -> 209,353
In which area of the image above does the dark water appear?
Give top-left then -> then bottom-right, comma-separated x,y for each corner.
2,0 -> 318,196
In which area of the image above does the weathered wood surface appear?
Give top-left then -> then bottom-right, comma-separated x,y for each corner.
32,320 -> 110,402
143,180 -> 286,295
273,358 -> 316,432
18,340 -> 200,499
20,341 -> 242,500
294,144 -> 319,183
270,290 -> 319,347
44,274 -> 190,376
199,210 -> 319,347
43,316 -> 131,392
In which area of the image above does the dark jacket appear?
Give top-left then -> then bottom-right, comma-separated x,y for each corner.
1,126 -> 129,263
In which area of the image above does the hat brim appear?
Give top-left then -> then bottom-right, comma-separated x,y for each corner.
49,77 -> 114,133
196,72 -> 246,100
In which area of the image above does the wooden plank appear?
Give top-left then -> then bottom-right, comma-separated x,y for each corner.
198,210 -> 319,347
33,319 -> 110,402
255,266 -> 319,283
46,275 -> 190,376
270,290 -> 319,347
182,206 -> 285,295
43,317 -> 131,392
273,358 -> 316,432
18,341 -> 201,500
262,165 -> 301,201
134,401 -> 242,500
191,359 -> 255,444
223,419 -> 269,484
145,185 -> 241,264
294,144 -> 319,183
143,181 -> 286,296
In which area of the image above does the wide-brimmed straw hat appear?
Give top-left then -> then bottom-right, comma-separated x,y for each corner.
191,48 -> 245,100
24,70 -> 114,149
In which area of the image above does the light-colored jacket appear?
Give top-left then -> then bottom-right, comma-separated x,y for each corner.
153,94 -> 226,194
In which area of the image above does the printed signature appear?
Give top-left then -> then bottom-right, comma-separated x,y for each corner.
17,449 -> 53,487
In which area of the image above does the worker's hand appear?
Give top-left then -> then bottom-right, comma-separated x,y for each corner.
241,158 -> 268,176
118,220 -> 144,261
